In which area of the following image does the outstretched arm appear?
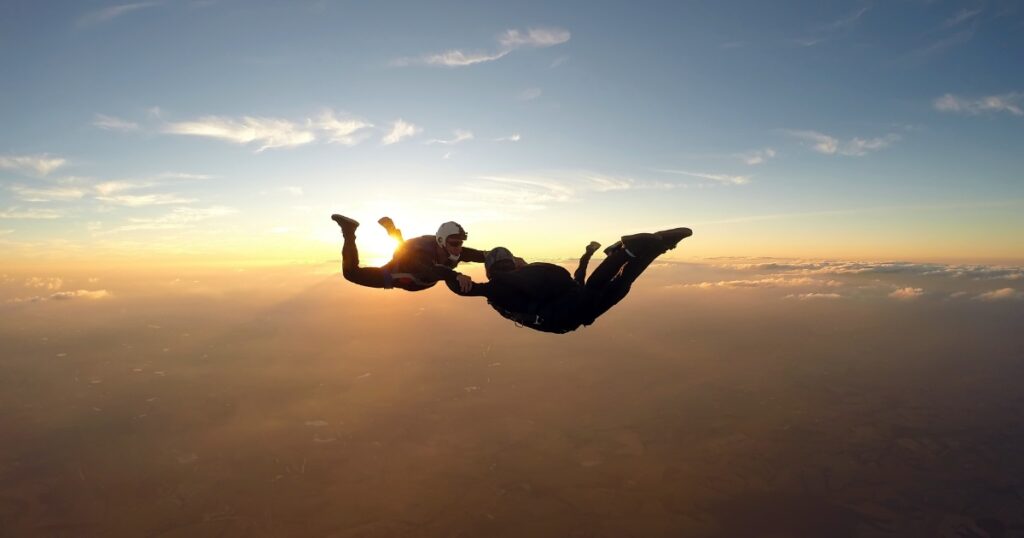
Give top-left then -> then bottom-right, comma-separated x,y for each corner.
444,273 -> 490,297
574,241 -> 601,284
459,246 -> 487,263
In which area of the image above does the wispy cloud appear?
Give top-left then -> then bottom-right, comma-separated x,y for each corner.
154,172 -> 215,181
51,289 -> 111,300
92,174 -> 206,207
93,114 -> 139,132
25,277 -> 63,290
108,206 -> 237,232
934,93 -> 1023,117
314,110 -> 373,145
8,289 -> 111,304
78,2 -> 160,27
688,276 -> 842,289
462,175 -> 575,209
94,180 -> 151,196
793,6 -> 870,46
497,27 -> 571,49
381,119 -> 421,145
415,50 -> 511,67
396,26 -> 570,68
9,185 -> 86,202
944,9 -> 982,28
0,154 -> 67,177
95,193 -> 197,207
584,175 -> 634,192
737,148 -> 776,165
164,116 -> 316,152
974,288 -> 1023,301
518,88 -> 543,101
902,15 -> 979,63
784,130 -> 900,156
439,172 -> 636,215
791,37 -> 824,47
820,6 -> 870,33
655,169 -> 751,185
495,133 -> 522,142
426,129 -> 474,145
0,207 -> 63,220
92,174 -> 210,198
889,287 -> 925,300
158,109 -> 463,150
786,292 -> 843,300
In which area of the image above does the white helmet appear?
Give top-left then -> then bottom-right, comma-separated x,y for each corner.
436,221 -> 467,261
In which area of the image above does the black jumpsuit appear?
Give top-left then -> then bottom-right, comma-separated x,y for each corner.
447,233 -> 667,333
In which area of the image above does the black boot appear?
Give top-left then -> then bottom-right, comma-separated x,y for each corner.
654,227 -> 693,250
331,214 -> 359,237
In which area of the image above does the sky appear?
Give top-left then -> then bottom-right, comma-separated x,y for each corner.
1,0 -> 1023,268
2,0 -> 1024,268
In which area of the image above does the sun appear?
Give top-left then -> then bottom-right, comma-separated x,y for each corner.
360,233 -> 402,266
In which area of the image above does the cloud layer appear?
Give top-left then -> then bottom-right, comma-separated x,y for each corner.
687,258 -> 1024,303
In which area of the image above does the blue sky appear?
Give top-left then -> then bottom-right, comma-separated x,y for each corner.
1,0 -> 1022,264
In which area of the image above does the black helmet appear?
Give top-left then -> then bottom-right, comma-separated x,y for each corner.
485,247 -> 517,279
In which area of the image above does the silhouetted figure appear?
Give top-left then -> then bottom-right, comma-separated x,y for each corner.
332,214 -> 484,292
447,228 -> 692,333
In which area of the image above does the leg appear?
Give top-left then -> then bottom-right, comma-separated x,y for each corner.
340,235 -> 394,288
585,249 -> 631,291
573,241 -> 601,284
614,239 -> 662,285
589,233 -> 665,290
333,214 -> 394,289
580,234 -> 666,324
605,228 -> 691,285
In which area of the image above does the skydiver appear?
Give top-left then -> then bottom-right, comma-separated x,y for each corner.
445,228 -> 692,333
331,214 -> 484,292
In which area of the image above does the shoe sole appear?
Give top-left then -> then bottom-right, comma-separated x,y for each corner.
655,227 -> 692,249
655,227 -> 692,240
331,214 -> 360,227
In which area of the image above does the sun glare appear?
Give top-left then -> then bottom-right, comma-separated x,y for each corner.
361,233 -> 401,266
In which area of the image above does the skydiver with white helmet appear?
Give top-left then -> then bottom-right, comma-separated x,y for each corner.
331,214 -> 484,292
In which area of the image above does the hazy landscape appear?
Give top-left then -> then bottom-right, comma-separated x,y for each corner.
3,259 -> 1023,536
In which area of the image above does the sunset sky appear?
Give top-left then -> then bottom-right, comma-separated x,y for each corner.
2,0 -> 1023,267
